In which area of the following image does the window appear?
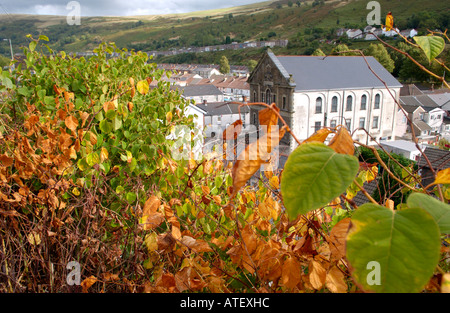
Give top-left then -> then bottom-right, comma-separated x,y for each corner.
253,113 -> 257,124
374,94 -> 381,109
345,119 -> 351,130
330,120 -> 337,128
360,95 -> 367,110
372,116 -> 379,128
282,96 -> 287,110
261,92 -> 265,103
331,96 -> 338,113
253,91 -> 257,102
314,121 -> 321,132
273,94 -> 276,104
315,97 -> 323,114
346,95 -> 353,111
265,89 -> 271,104
359,117 -> 365,129
217,116 -> 222,125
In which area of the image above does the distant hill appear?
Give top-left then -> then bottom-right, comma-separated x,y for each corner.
0,0 -> 448,64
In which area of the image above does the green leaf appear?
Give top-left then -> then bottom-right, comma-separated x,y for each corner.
99,120 -> 112,134
413,35 -> 445,62
29,41 -> 37,52
126,192 -> 137,203
407,192 -> 450,234
38,35 -> 49,42
346,203 -> 441,293
280,142 -> 359,219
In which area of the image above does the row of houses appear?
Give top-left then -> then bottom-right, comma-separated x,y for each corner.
148,39 -> 289,58
337,26 -> 418,41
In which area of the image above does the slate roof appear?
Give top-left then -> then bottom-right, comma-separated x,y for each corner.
418,147 -> 450,170
267,51 -> 402,92
400,95 -> 439,109
175,84 -> 223,97
195,102 -> 250,116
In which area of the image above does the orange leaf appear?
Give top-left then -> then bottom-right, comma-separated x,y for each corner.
127,101 -> 134,112
328,126 -> 354,155
103,101 -> 115,112
230,126 -> 285,197
181,235 -> 213,253
325,265 -> 347,293
258,103 -> 279,130
328,217 -> 351,261
385,12 -> 394,31
281,256 -> 301,289
0,154 -> 13,167
143,195 -> 160,215
81,276 -> 97,293
80,112 -> 90,127
309,259 -> 327,290
141,195 -> 164,230
64,115 -> 79,132
223,119 -> 243,140
303,128 -> 332,144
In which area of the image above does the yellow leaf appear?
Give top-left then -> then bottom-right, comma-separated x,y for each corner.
144,232 -> 158,253
100,147 -> 108,162
385,12 -> 394,31
136,80 -> 149,95
441,273 -> 450,293
72,187 -> 80,196
27,231 -> 41,246
434,168 -> 450,185
303,128 -> 332,144
166,111 -> 173,123
129,77 -> 135,87
269,175 -> 279,189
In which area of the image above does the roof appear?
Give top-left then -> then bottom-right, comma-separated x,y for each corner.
400,84 -> 424,96
379,140 -> 424,152
353,180 -> 379,207
413,120 -> 432,131
418,147 -> 450,170
175,84 -> 223,97
400,95 -> 440,109
195,102 -> 250,116
401,104 -> 424,114
268,52 -> 402,92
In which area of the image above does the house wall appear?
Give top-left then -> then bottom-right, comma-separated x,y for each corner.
290,87 -> 399,149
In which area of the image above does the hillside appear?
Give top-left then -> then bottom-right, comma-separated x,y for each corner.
0,0 -> 448,64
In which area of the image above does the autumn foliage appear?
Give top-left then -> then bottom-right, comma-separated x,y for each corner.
1,33 -> 450,294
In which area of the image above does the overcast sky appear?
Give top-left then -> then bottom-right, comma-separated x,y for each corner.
0,0 -> 265,16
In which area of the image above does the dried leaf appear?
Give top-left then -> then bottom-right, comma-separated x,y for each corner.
309,259 -> 327,290
0,154 -> 13,167
103,101 -> 115,112
223,119 -> 243,140
281,256 -> 301,289
27,231 -> 41,245
303,128 -> 332,144
328,126 -> 354,155
328,217 -> 351,261
325,265 -> 347,293
181,235 -> 213,253
81,276 -> 97,293
258,103 -> 279,130
127,101 -> 134,112
64,115 -> 79,132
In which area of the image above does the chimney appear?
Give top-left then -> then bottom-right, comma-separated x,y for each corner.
203,99 -> 207,106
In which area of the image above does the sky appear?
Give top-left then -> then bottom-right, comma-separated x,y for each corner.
0,0 -> 266,16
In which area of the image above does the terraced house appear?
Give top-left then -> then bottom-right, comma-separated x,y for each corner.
248,50 -> 403,151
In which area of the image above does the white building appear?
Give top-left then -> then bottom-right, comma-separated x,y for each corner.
380,139 -> 426,161
248,51 -> 403,151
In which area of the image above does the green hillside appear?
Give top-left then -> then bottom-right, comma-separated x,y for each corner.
0,0 -> 448,64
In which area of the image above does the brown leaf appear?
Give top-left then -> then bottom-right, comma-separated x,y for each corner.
230,126 -> 285,197
81,276 -> 97,293
181,236 -> 213,253
325,265 -> 347,293
103,101 -> 115,112
0,154 -> 13,167
309,259 -> 327,290
143,195 -> 161,216
328,217 -> 351,261
222,119 -> 243,140
328,126 -> 354,155
127,101 -> 134,112
80,112 -> 90,127
64,115 -> 79,132
281,256 -> 301,289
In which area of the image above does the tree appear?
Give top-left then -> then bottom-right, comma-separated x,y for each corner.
247,59 -> 258,72
364,43 -> 395,73
332,44 -> 358,56
219,55 -> 230,74
312,48 -> 326,56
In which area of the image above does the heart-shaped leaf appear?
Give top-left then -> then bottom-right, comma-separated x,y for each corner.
407,192 -> 450,234
346,203 -> 441,293
414,35 -> 445,62
280,142 -> 359,219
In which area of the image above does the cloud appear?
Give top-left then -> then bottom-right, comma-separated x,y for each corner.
0,0 -> 264,16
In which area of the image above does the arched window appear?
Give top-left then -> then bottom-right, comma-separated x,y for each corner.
331,96 -> 338,112
346,95 -> 353,111
315,97 -> 323,114
374,94 -> 381,109
361,95 -> 367,110
265,89 -> 271,104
